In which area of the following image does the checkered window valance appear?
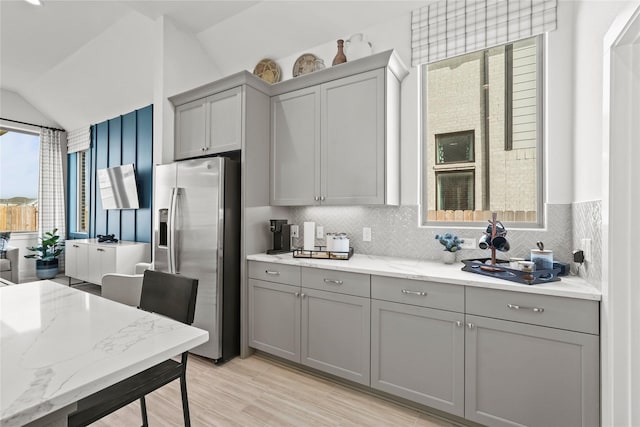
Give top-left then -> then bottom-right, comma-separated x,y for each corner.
66,126 -> 91,154
411,0 -> 557,66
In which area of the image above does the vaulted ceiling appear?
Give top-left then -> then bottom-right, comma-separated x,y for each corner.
0,0 -> 424,130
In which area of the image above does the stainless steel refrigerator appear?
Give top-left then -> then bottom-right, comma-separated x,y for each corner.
154,156 -> 240,362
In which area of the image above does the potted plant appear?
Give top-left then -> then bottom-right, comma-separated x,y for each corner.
24,228 -> 65,279
435,233 -> 463,264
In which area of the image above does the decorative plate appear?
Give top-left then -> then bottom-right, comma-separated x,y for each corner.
253,58 -> 282,84
292,53 -> 321,77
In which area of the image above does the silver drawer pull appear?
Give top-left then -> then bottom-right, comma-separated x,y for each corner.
507,303 -> 544,313
456,321 -> 464,327
402,289 -> 427,296
97,248 -> 105,252
294,292 -> 300,297
265,270 -> 280,275
73,244 -> 79,248
323,279 -> 343,285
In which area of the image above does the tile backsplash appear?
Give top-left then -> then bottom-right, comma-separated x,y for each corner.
288,204 -> 573,264
572,200 -> 602,287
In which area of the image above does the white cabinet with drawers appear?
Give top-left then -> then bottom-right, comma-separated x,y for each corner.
65,239 -> 150,285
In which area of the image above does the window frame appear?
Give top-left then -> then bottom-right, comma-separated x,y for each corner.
420,34 -> 545,229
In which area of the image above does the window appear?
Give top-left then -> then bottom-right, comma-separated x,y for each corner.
422,36 -> 542,225
0,128 -> 40,232
76,150 -> 90,233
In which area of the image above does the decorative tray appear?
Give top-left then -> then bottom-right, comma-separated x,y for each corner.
293,247 -> 353,260
461,258 -> 561,285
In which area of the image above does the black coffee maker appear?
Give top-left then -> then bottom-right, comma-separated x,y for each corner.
267,219 -> 292,254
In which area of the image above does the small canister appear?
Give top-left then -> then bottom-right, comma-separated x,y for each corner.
531,249 -> 553,271
332,233 -> 350,253
325,232 -> 335,252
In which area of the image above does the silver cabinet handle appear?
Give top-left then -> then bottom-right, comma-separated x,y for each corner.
467,323 -> 475,329
323,279 -> 343,285
301,293 -> 306,298
401,289 -> 427,296
265,270 -> 280,275
73,244 -> 79,248
314,196 -> 320,201
294,292 -> 300,297
320,196 -> 325,201
507,303 -> 544,313
97,248 -> 104,252
456,321 -> 464,327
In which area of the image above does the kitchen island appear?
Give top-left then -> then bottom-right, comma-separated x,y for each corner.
0,280 -> 208,427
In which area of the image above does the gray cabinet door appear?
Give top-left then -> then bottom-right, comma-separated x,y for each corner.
270,86 -> 321,205
321,69 -> 385,205
248,279 -> 301,362
371,299 -> 465,416
301,287 -> 370,385
175,98 -> 207,160
206,87 -> 242,154
465,315 -> 600,427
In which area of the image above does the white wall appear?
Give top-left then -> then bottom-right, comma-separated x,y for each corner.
572,0 -> 635,203
21,11 -> 156,132
0,89 -> 61,128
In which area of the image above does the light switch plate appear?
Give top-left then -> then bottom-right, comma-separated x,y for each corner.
363,227 -> 372,242
316,226 -> 324,239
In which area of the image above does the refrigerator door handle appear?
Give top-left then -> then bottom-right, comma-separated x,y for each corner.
168,187 -> 179,274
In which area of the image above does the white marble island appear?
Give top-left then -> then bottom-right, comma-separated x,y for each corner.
247,252 -> 601,300
0,281 -> 208,427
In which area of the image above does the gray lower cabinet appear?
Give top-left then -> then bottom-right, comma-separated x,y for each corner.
248,263 -> 371,385
302,288 -> 370,386
464,314 -> 600,427
248,278 -> 301,362
371,299 -> 465,416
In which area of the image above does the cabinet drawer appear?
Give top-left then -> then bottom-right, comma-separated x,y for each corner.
301,267 -> 370,297
248,261 -> 300,286
371,276 -> 464,312
466,287 -> 599,334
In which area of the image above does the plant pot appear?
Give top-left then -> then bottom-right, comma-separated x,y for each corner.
442,251 -> 456,264
36,259 -> 59,280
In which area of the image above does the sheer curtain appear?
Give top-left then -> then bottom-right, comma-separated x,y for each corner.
39,129 -> 66,244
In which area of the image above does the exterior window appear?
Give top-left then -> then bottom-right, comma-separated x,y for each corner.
0,128 -> 39,232
436,170 -> 474,211
422,36 -> 541,225
76,150 -> 89,233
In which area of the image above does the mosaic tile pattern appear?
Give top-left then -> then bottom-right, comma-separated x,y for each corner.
572,200 -> 602,287
288,204 -> 573,264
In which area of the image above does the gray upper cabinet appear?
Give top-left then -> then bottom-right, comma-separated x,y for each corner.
270,87 -> 320,205
173,84 -> 245,161
270,50 -> 406,206
465,315 -> 600,427
175,98 -> 207,160
321,70 -> 385,205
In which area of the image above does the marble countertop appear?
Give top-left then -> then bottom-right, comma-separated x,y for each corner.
247,253 -> 601,301
0,281 -> 208,427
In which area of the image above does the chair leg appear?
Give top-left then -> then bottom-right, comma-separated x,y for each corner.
180,374 -> 191,427
139,396 -> 149,427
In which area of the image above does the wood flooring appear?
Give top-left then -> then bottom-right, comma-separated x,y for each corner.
90,353 -> 458,427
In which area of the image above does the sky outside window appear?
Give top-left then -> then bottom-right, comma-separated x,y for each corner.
0,130 -> 39,199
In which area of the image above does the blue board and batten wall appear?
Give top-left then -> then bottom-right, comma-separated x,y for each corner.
67,105 -> 153,243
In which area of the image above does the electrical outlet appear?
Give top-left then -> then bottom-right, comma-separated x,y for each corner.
460,237 -> 476,250
581,238 -> 592,262
363,227 -> 372,242
290,225 -> 299,238
316,225 -> 324,239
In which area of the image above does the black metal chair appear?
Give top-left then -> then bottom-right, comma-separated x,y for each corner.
68,270 -> 199,427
